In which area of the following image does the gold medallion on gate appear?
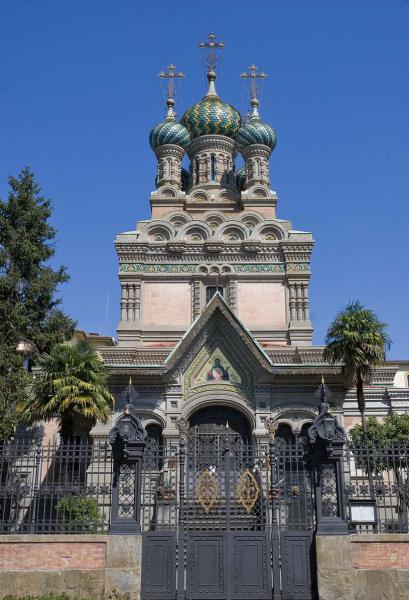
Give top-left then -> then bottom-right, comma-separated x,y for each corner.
236,468 -> 260,513
195,468 -> 219,513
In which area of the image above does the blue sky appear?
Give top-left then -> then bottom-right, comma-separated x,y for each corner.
1,1 -> 408,358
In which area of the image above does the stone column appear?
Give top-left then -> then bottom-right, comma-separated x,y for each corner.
227,279 -> 237,311
296,284 -> 303,320
192,279 -> 201,320
120,281 -> 141,323
289,283 -> 297,321
302,284 -> 310,321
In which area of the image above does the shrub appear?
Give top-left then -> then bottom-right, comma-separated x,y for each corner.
57,495 -> 104,532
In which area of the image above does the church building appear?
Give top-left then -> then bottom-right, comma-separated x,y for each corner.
93,35 -> 409,445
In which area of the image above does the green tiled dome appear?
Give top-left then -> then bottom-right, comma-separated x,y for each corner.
236,115 -> 277,151
149,116 -> 190,151
181,96 -> 241,140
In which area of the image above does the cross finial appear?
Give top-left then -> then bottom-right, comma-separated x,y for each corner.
158,64 -> 185,116
199,33 -> 225,72
199,33 -> 225,97
240,64 -> 268,116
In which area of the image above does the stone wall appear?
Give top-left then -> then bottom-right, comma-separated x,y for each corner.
316,533 -> 409,600
0,534 -> 142,599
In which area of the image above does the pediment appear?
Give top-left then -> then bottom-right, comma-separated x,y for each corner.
165,293 -> 272,375
164,294 -> 272,400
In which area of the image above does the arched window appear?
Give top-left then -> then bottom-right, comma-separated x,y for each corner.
145,424 -> 164,470
210,155 -> 216,181
195,159 -> 200,185
276,423 -> 295,443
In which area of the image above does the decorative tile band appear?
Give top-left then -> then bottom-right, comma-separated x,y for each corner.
119,264 -> 196,273
235,264 -> 285,273
119,263 -> 288,274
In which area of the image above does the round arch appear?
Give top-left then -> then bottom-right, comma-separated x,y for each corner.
188,405 -> 253,444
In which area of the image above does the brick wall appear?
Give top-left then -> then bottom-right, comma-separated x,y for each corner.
0,541 -> 106,571
316,534 -> 409,600
0,535 -> 142,600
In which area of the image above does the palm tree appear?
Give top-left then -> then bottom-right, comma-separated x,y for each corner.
18,341 -> 114,442
324,301 -> 391,434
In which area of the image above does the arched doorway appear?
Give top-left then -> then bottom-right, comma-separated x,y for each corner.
188,405 -> 253,446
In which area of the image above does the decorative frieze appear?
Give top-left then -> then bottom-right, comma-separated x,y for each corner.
119,262 -> 286,274
120,263 -> 196,273
286,263 -> 310,272
235,264 -> 285,273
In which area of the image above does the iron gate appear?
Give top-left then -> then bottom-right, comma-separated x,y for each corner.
141,428 -> 316,600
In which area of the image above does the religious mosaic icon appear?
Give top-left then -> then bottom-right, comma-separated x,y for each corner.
207,358 -> 229,381
195,468 -> 220,513
236,468 -> 261,513
195,349 -> 241,386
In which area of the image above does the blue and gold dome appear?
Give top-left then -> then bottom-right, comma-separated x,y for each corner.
236,99 -> 277,151
237,114 -> 277,151
149,99 -> 190,151
181,70 -> 241,140
149,117 -> 190,151
181,96 -> 241,140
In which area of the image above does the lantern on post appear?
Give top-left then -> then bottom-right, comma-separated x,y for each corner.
308,378 -> 348,535
109,403 -> 146,534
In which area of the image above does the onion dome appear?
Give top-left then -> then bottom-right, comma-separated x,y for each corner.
236,99 -> 277,151
149,98 -> 190,151
181,70 -> 241,140
236,166 -> 246,191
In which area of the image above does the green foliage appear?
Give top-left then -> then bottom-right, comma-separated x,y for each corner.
324,300 -> 391,429
349,414 -> 409,471
57,495 -> 104,532
17,341 -> 114,440
0,168 -> 75,440
350,414 -> 409,446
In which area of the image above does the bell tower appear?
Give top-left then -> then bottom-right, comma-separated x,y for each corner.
115,35 -> 313,348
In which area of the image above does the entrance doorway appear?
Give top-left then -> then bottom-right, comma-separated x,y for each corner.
141,407 -> 317,600
188,405 -> 252,445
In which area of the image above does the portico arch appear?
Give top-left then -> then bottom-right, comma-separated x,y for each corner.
188,405 -> 252,444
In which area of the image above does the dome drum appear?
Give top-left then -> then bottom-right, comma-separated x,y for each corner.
188,135 -> 237,191
241,144 -> 271,189
155,144 -> 186,189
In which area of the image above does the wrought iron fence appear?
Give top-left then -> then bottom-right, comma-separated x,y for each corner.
2,437 -> 409,535
343,442 -> 409,533
0,440 -> 112,533
140,432 -> 315,533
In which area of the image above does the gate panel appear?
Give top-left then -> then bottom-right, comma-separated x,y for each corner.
231,532 -> 272,599
141,530 -> 176,600
186,532 -> 226,599
281,531 -> 314,600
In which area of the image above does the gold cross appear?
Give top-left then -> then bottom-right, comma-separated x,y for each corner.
199,33 -> 225,71
158,64 -> 185,99
240,64 -> 268,100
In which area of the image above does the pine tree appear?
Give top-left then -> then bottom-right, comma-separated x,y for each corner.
0,167 -> 76,440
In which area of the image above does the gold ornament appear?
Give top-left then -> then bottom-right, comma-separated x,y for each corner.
195,468 -> 219,513
236,468 -> 260,513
